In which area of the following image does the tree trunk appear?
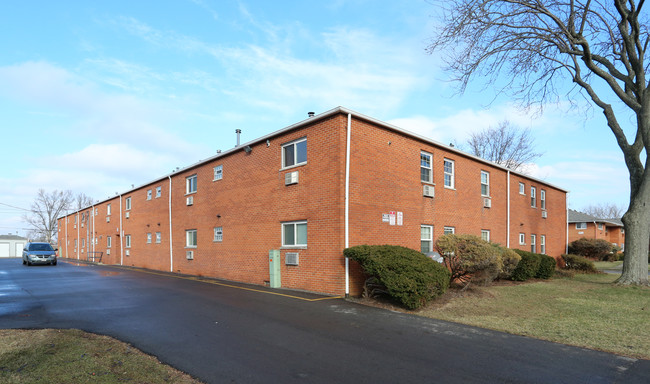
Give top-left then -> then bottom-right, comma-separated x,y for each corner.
616,188 -> 650,286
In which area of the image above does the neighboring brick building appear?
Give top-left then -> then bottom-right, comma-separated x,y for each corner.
568,209 -> 625,250
57,107 -> 567,296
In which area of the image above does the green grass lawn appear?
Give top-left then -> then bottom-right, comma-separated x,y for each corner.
416,273 -> 650,359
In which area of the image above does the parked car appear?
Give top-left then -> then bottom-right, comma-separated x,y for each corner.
22,242 -> 57,266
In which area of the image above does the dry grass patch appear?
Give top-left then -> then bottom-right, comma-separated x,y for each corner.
0,329 -> 203,384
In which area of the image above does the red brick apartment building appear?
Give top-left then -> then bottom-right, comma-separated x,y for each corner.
568,209 -> 625,250
57,107 -> 567,296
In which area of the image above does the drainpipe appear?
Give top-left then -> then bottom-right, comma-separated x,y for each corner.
91,204 -> 95,256
168,175 -> 173,272
566,194 -> 569,254
119,195 -> 123,265
345,113 -> 351,297
76,212 -> 80,260
507,170 -> 511,248
65,215 -> 68,259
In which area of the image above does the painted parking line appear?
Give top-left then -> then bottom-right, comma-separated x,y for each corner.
63,260 -> 342,302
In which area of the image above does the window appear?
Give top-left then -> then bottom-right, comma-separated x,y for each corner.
443,159 -> 455,188
282,221 -> 307,247
481,171 -> 490,196
421,225 -> 433,253
156,186 -> 162,198
95,208 -> 98,215
147,189 -> 152,200
444,226 -> 455,235
214,226 -> 223,242
125,197 -> 132,210
125,235 -> 131,248
213,165 -> 223,181
598,223 -> 604,230
576,222 -> 587,229
481,230 -> 490,242
540,235 -> 546,254
107,236 -> 112,248
530,186 -> 536,207
519,182 -> 525,195
519,233 -> 525,245
146,233 -> 152,244
420,152 -> 432,183
107,204 -> 111,215
186,175 -> 197,194
82,238 -> 85,248
74,239 -> 77,248
155,232 -> 161,243
621,228 -> 625,234
282,138 -> 307,168
186,230 -> 197,248
540,189 -> 546,210
531,234 -> 536,253
74,215 -> 77,224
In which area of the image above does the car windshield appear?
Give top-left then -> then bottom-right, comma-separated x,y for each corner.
29,243 -> 53,251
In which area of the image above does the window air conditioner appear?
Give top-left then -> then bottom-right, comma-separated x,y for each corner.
106,216 -> 110,223
285,171 -> 299,185
542,210 -> 547,218
423,185 -> 435,198
186,196 -> 194,206
483,198 -> 492,208
125,211 -> 130,219
106,249 -> 111,255
186,250 -> 194,260
125,250 -> 130,256
285,252 -> 299,266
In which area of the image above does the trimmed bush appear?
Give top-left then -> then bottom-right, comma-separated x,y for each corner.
344,245 -> 450,309
496,246 -> 521,280
435,234 -> 503,287
568,238 -> 616,261
536,254 -> 556,279
510,250 -> 541,281
561,254 -> 599,273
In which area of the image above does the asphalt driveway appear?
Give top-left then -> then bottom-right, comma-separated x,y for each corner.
1,258 -> 648,383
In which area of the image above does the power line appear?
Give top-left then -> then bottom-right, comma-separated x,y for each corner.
0,202 -> 31,212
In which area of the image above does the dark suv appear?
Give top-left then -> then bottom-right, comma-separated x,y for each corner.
22,242 -> 57,266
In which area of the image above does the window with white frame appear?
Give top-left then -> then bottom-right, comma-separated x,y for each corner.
156,186 -> 162,198
530,186 -> 536,207
519,182 -> 525,195
481,171 -> 490,196
421,225 -> 433,253
147,233 -> 152,244
519,233 -> 525,245
147,189 -> 152,200
82,238 -> 85,248
576,222 -> 587,229
531,234 -> 536,253
74,239 -> 77,248
155,232 -> 161,243
107,236 -> 111,248
540,235 -> 546,254
540,189 -> 546,210
443,159 -> 455,188
213,165 -> 223,181
125,235 -> 131,248
598,223 -> 604,230
481,230 -> 490,242
282,138 -> 307,168
214,226 -> 223,242
186,229 -> 197,248
444,226 -> 455,235
125,197 -> 132,210
186,174 -> 197,194
282,221 -> 307,247
107,204 -> 111,215
420,152 -> 432,183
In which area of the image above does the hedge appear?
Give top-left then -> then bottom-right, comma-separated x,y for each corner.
434,234 -> 503,287
561,254 -> 599,273
344,245 -> 451,309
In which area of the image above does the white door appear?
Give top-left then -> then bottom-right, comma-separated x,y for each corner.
15,243 -> 25,257
0,243 -> 10,258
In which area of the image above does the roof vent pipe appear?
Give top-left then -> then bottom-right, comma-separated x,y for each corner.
308,112 -> 315,118
235,129 -> 241,147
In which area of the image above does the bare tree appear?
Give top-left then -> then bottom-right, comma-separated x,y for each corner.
582,203 -> 626,219
74,193 -> 94,211
23,189 -> 73,244
427,0 -> 649,285
466,120 -> 542,172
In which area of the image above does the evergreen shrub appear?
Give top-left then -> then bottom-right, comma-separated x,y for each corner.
510,250 -> 541,281
561,254 -> 599,273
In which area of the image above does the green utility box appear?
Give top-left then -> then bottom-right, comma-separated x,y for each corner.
269,249 -> 281,288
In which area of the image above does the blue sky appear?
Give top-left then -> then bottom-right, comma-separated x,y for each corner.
0,0 -> 632,236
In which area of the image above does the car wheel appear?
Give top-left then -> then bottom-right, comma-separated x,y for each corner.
52,261 -> 57,266
22,259 -> 26,265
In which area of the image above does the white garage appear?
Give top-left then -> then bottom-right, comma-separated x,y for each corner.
0,235 -> 28,257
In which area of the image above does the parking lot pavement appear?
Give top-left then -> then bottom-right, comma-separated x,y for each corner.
1,258 -> 648,384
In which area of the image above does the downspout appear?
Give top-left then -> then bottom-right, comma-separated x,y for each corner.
168,176 -> 173,272
506,170 -> 511,248
119,195 -> 123,265
76,212 -> 80,260
92,204 -> 95,256
65,215 -> 68,259
345,113 -> 351,297
566,194 -> 569,254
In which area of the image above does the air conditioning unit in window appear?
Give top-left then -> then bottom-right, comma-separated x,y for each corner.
423,185 -> 435,198
542,210 -> 547,218
285,171 -> 299,185
285,252 -> 299,266
106,249 -> 111,255
186,250 -> 194,260
106,216 -> 110,223
483,198 -> 492,208
186,196 -> 194,206
125,211 -> 130,219
125,250 -> 130,256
